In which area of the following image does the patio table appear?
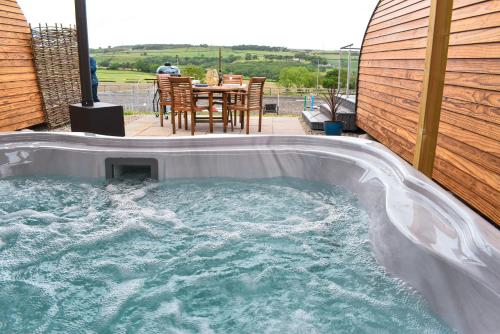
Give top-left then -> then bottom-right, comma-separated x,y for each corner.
193,84 -> 247,133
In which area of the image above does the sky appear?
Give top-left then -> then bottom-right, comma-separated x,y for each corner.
18,0 -> 378,50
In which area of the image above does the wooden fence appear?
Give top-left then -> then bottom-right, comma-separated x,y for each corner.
356,0 -> 500,225
31,23 -> 81,128
0,0 -> 45,131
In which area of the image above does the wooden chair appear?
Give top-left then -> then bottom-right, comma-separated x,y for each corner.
223,74 -> 243,85
226,77 -> 266,134
157,74 -> 172,127
159,74 -> 189,130
169,76 -> 207,135
223,74 -> 244,125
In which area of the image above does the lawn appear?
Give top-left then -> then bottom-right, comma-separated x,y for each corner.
93,46 -> 297,63
98,69 -> 155,83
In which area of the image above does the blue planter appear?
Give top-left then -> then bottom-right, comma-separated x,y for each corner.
324,121 -> 343,136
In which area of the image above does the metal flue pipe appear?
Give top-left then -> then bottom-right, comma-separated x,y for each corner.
74,0 -> 93,106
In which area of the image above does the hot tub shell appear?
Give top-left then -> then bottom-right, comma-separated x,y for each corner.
0,132 -> 498,333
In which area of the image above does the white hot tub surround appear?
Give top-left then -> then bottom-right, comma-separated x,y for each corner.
0,132 -> 498,333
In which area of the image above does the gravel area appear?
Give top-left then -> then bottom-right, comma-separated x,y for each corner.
262,96 -> 307,115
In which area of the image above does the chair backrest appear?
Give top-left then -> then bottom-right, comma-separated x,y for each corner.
223,74 -> 243,85
169,76 -> 195,113
247,77 -> 266,111
157,74 -> 172,105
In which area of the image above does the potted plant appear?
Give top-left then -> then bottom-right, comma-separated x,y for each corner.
320,86 -> 344,136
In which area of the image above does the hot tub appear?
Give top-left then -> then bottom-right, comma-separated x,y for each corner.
0,132 -> 498,333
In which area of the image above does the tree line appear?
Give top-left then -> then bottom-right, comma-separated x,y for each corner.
231,45 -> 289,51
91,44 -> 206,52
96,56 -> 322,81
92,44 -> 290,53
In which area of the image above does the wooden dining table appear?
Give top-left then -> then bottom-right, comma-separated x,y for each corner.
192,84 -> 247,133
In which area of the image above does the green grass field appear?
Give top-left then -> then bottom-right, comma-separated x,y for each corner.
93,46 -> 295,62
93,46 -> 358,66
98,69 -> 155,83
92,45 -> 359,83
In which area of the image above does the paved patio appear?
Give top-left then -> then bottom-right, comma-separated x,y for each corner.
126,115 -> 305,136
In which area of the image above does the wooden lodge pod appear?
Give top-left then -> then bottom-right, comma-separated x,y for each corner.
0,0 -> 44,131
356,0 -> 500,225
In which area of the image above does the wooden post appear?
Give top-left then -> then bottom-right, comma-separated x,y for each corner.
413,0 -> 454,177
74,0 -> 94,106
218,47 -> 222,73
218,47 -> 222,85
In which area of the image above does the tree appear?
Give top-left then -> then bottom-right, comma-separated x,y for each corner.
181,65 -> 205,80
225,54 -> 241,63
294,52 -> 307,60
108,62 -> 121,70
99,59 -> 110,68
322,68 -> 357,90
322,69 -> 339,88
278,68 -> 295,88
279,67 -> 316,88
134,59 -> 150,72
245,53 -> 252,61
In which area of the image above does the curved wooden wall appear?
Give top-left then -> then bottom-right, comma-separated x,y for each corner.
0,0 -> 44,131
357,0 -> 500,224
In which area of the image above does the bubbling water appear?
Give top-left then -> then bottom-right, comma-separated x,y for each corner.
0,177 -> 454,333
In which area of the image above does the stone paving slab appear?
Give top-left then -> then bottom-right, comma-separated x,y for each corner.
126,115 -> 305,137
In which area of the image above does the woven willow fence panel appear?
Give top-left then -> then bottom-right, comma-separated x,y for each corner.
31,24 -> 81,128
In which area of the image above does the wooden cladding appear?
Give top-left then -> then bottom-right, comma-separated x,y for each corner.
0,0 -> 44,131
357,0 -> 500,224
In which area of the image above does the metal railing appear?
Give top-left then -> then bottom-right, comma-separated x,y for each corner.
339,44 -> 361,98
